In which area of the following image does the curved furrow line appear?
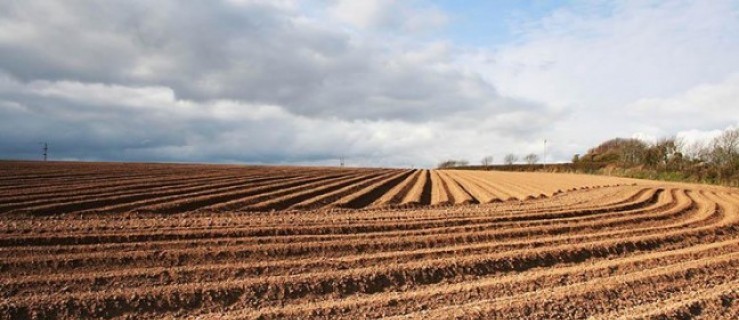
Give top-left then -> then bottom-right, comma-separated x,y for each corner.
489,173 -> 552,198
0,190 -> 719,279
0,187 -> 639,258
444,171 -> 500,203
4,174 -> 308,216
280,171 -> 400,211
0,187 -> 663,254
194,172 -> 390,212
0,166 -> 239,189
3,231 -> 736,319
212,241 -> 739,320
5,230 -> 738,310
0,182 -> 636,233
590,280 -> 739,320
0,171 -> 267,207
370,170 -> 422,207
380,253 -> 739,320
0,174 -> 262,214
233,173 -> 386,212
331,170 -> 416,209
136,173 -> 356,214
19,174 -> 302,216
428,170 -> 451,206
400,170 -> 431,206
74,175 -> 319,215
0,169 -> 159,184
456,171 -> 522,201
5,220 -> 738,300
435,171 -> 476,204
289,170 -> 408,210
0,188 -> 672,260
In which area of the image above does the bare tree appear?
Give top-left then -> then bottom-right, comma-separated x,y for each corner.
504,154 -> 518,165
481,156 -> 494,169
437,159 -> 470,169
650,137 -> 682,168
682,140 -> 709,162
619,139 -> 648,167
524,153 -> 539,165
710,129 -> 739,182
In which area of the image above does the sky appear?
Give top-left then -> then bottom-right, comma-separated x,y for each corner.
0,0 -> 738,168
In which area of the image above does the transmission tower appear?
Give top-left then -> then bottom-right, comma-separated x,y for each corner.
41,142 -> 48,161
340,155 -> 345,168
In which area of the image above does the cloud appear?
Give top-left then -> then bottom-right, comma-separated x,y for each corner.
0,0 -> 559,167
328,0 -> 448,33
1,0 -> 736,167
628,73 -> 739,132
462,0 -> 739,158
483,0 -> 739,109
0,0 -> 480,122
676,128 -> 727,147
0,74 -> 557,167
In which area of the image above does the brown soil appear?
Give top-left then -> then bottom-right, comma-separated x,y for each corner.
0,161 -> 737,319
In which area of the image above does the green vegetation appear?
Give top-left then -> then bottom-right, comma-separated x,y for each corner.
574,128 -> 739,186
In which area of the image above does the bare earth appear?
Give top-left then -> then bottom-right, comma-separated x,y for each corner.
0,161 -> 737,319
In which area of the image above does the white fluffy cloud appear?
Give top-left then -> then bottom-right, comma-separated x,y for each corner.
328,0 -> 448,32
465,0 -> 739,158
628,73 -> 739,131
482,1 -> 739,108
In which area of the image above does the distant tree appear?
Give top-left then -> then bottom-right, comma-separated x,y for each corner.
578,128 -> 739,186
572,154 -> 580,163
709,129 -> 739,181
437,159 -> 470,169
524,153 -> 539,165
481,156 -> 494,169
682,141 -> 709,163
619,139 -> 649,167
711,129 -> 739,166
437,160 -> 455,169
654,137 -> 682,169
504,154 -> 518,165
580,137 -> 646,164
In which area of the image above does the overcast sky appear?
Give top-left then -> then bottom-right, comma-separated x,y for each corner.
1,0 -> 738,167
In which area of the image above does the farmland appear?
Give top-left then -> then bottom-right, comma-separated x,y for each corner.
1,161 -> 738,319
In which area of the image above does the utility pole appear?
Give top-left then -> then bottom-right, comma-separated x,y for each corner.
543,139 -> 547,169
339,155 -> 345,168
41,142 -> 48,161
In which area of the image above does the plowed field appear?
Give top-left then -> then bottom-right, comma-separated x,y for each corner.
1,161 -> 738,319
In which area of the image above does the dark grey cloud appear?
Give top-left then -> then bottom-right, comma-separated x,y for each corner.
0,0 -> 538,121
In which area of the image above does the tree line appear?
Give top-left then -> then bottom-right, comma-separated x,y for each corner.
436,127 -> 739,186
573,128 -> 739,186
437,153 -> 540,169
